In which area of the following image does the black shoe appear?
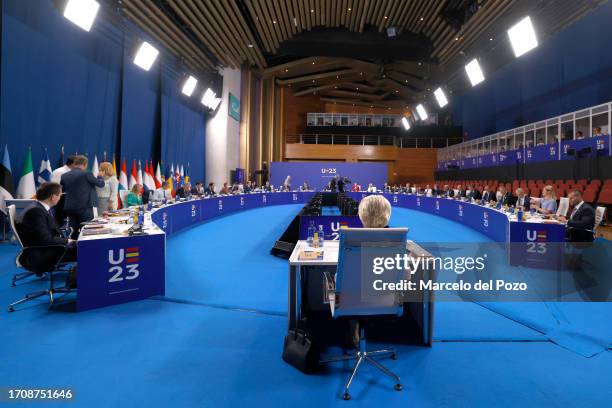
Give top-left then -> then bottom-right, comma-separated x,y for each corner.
66,266 -> 77,289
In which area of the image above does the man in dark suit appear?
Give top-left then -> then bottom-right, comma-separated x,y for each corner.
60,155 -> 105,238
467,185 -> 482,200
175,182 -> 192,199
559,190 -> 596,242
204,182 -> 216,196
17,182 -> 77,282
481,186 -> 494,203
497,185 -> 514,206
455,184 -> 466,199
442,185 -> 454,198
514,188 -> 531,210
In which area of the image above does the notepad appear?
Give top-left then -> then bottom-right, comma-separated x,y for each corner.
299,250 -> 324,260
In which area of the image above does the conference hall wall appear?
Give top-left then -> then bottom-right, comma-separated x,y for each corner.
284,144 -> 437,184
452,1 -> 612,141
0,0 -> 208,183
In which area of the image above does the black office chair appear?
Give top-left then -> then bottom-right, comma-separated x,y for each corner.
322,227 -> 408,400
7,205 -> 76,312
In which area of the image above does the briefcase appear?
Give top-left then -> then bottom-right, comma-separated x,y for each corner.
282,329 -> 321,374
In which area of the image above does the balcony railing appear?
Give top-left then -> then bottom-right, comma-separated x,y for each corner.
286,133 -> 463,148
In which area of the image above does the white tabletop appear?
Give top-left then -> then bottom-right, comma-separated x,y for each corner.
289,240 -> 340,266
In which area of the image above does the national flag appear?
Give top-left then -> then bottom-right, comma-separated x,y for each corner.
0,145 -> 14,214
148,160 -> 156,189
119,159 -> 128,191
56,146 -> 65,169
16,148 -> 36,199
167,163 -> 175,194
143,161 -> 154,191
184,162 -> 190,184
536,231 -> 547,242
119,159 -> 128,208
175,165 -> 182,188
91,154 -> 99,178
129,160 -> 137,190
137,160 -> 144,188
112,156 -> 117,176
155,162 -> 162,189
37,149 -> 52,186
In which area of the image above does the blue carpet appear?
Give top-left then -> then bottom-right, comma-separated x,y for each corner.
1,204 -> 612,406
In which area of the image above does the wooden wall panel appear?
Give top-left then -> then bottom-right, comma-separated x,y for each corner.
284,144 -> 437,184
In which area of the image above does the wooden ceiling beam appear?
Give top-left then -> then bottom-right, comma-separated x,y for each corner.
122,5 -> 209,72
243,0 -> 274,53
167,0 -> 237,68
319,97 -> 391,109
325,89 -> 388,101
276,68 -> 358,85
254,0 -> 281,50
208,1 -> 255,67
191,0 -> 245,66
224,0 -> 267,68
125,1 -> 214,70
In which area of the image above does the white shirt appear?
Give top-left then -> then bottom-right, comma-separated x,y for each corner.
51,165 -> 71,183
570,201 -> 584,220
152,188 -> 170,202
39,201 -> 51,212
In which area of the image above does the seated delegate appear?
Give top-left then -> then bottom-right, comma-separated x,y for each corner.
358,194 -> 392,228
152,181 -> 173,204
537,185 -> 558,215
558,190 -> 596,242
514,188 -> 530,210
17,182 -> 77,287
126,184 -> 143,207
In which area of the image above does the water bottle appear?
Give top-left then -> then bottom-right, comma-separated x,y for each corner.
138,207 -> 144,225
318,225 -> 325,247
307,221 -> 315,246
517,206 -> 523,221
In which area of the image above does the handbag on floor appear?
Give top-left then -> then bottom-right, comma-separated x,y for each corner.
282,329 -> 321,374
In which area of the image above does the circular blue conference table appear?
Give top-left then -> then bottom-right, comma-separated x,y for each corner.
76,191 -> 565,312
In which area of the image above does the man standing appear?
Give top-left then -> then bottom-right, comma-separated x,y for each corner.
51,155 -> 75,183
60,155 -> 104,238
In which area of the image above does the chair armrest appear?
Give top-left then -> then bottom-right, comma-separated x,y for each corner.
323,271 -> 336,303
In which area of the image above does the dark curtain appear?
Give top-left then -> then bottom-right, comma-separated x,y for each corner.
0,0 -> 207,182
160,69 -> 206,183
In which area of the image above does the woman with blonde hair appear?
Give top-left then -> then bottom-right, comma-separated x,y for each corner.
96,161 -> 119,213
537,185 -> 558,215
358,195 -> 392,228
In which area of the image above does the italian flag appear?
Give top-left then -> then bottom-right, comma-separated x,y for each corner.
16,148 -> 36,199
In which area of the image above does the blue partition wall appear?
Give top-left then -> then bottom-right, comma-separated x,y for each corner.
0,0 -> 206,182
452,2 -> 612,139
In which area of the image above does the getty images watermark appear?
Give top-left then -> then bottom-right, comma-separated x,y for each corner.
371,253 -> 527,292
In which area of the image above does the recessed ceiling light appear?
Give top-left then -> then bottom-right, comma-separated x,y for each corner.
416,104 -> 428,120
489,38 -> 493,41
312,61 -> 315,65
285,68 -> 289,72
348,8 -> 352,11
384,16 -> 388,19
133,41 -> 159,71
420,17 -> 424,21
181,75 -> 198,97
248,43 -> 254,47
63,0 -> 100,32
273,20 -> 276,24
312,80 -> 315,83
311,9 -> 314,13
464,58 -> 485,86
507,16 -> 538,57
455,37 -> 459,41
434,87 -> 448,108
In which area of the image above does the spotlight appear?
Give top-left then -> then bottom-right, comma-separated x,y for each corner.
434,87 -> 448,108
401,117 -> 411,130
63,0 -> 100,32
201,88 -> 221,111
416,104 -> 428,121
464,59 -> 484,86
507,16 -> 538,58
133,41 -> 159,71
181,76 -> 198,97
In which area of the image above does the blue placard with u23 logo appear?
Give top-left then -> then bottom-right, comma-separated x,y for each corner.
76,233 -> 165,312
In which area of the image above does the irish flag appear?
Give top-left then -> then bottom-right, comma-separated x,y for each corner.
16,148 -> 36,199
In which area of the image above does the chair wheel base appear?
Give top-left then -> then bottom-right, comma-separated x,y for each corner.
343,393 -> 351,400
8,307 -> 14,312
390,353 -> 398,360
394,383 -> 403,391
